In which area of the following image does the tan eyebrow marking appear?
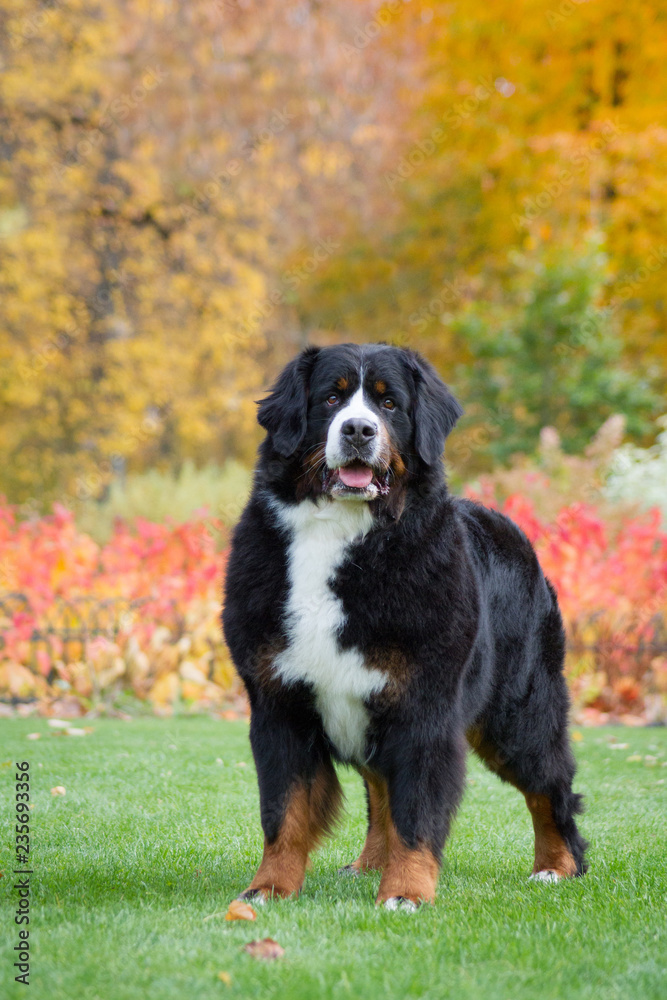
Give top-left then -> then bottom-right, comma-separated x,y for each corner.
336,376 -> 349,391
375,380 -> 387,395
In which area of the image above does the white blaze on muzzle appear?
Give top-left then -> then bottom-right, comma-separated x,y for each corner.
324,386 -> 380,470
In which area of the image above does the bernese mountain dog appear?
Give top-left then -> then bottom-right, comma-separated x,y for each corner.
222,342 -> 587,911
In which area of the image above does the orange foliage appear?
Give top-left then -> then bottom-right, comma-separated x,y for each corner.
0,501 -> 239,712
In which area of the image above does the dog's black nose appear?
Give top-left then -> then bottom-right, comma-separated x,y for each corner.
341,417 -> 377,445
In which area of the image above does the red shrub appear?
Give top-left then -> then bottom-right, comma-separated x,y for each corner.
1,495 -> 666,723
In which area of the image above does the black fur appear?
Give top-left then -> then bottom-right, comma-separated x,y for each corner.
223,343 -> 587,893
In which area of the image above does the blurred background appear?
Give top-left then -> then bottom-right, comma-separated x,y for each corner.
1,0 -> 666,724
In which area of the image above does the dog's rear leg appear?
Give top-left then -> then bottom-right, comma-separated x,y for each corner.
468,726 -> 588,880
524,790 -> 583,881
340,768 -> 389,875
308,756 -> 344,856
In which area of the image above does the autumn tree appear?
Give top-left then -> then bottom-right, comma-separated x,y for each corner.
0,0 -> 409,506
295,0 -> 667,459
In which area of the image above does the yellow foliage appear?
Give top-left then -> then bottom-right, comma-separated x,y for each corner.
298,0 -> 667,382
0,0 -> 275,506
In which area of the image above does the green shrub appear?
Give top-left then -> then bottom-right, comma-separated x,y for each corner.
452,241 -> 660,470
75,459 -> 252,543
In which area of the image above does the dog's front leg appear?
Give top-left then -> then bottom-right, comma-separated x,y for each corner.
238,698 -> 341,902
240,780 -> 311,901
373,725 -> 467,910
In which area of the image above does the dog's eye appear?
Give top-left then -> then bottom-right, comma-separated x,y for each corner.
382,398 -> 395,410
327,394 -> 338,405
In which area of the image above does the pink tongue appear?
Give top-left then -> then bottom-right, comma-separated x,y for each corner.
338,463 -> 373,489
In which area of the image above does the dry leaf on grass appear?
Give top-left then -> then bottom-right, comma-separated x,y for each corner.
51,785 -> 66,796
65,727 -> 87,737
217,972 -> 232,985
224,899 -> 257,921
26,733 -> 41,740
242,938 -> 285,960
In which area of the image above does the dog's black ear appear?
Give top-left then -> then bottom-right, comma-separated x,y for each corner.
408,351 -> 462,465
257,347 -> 320,457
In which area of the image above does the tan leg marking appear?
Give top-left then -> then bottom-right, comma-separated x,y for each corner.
468,728 -> 577,878
347,769 -> 439,903
247,784 -> 311,898
308,759 -> 343,854
247,763 -> 342,898
467,728 -> 577,879
467,726 -> 519,786
349,769 -> 440,903
525,794 -> 577,878
349,769 -> 390,872
376,817 -> 440,905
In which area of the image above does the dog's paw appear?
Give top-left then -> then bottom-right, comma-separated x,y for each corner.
382,896 -> 419,913
237,888 -> 268,904
528,870 -> 562,884
338,864 -> 361,877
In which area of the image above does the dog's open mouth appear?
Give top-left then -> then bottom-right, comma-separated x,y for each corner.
338,461 -> 374,489
323,461 -> 391,497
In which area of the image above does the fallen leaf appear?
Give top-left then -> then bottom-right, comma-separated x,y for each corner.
51,785 -> 66,796
26,733 -> 41,740
609,743 -> 629,750
47,719 -> 69,729
224,899 -> 257,922
65,727 -> 87,737
217,972 -> 232,985
243,938 -> 284,960
626,755 -> 642,762
571,731 -> 583,742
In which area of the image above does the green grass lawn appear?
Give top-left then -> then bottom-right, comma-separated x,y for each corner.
1,717 -> 665,1000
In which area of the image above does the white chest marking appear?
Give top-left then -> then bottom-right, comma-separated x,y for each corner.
271,497 -> 387,762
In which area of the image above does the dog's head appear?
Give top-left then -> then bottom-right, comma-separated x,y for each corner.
257,343 -> 462,509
